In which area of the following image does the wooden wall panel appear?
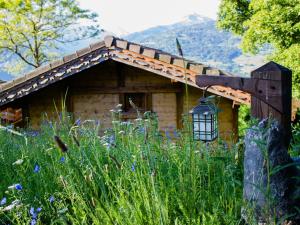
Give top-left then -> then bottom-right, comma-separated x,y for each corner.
28,86 -> 63,129
152,93 -> 177,131
72,94 -> 119,129
183,86 -> 238,142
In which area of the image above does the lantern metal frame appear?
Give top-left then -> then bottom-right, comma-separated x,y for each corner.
190,86 -> 219,142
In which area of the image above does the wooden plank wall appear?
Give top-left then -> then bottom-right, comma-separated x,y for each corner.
152,93 -> 177,131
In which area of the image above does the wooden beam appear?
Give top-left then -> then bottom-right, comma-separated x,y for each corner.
70,86 -> 182,94
196,75 -> 285,114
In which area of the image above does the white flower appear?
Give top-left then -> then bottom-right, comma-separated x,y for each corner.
12,159 -> 23,165
117,104 -> 122,108
118,131 -> 125,135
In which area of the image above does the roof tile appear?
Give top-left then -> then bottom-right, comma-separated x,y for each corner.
104,36 -> 114,47
188,63 -> 204,74
116,40 -> 128,49
76,46 -> 92,57
128,44 -> 141,53
142,48 -> 156,58
90,41 -> 105,51
159,54 -> 172,64
50,59 -> 64,69
63,53 -> 78,63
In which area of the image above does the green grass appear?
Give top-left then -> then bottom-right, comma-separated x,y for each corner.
0,111 -> 244,225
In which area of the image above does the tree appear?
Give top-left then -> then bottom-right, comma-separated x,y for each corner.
0,0 -> 100,76
217,0 -> 300,97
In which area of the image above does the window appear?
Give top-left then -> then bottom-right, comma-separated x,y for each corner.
124,93 -> 146,113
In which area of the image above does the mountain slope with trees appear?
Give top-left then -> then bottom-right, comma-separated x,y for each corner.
125,14 -> 265,76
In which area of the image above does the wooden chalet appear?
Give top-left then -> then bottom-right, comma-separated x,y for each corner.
0,35 -> 280,141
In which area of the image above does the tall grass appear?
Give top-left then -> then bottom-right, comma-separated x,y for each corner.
0,110 -> 244,224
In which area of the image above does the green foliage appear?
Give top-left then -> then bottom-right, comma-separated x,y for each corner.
218,0 -> 300,97
291,118 -> 300,157
0,0 -> 100,76
238,105 -> 251,137
0,112 -> 244,224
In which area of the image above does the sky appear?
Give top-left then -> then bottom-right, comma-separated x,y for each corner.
78,0 -> 221,35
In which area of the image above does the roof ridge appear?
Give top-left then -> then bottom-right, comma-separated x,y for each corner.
104,35 -> 231,76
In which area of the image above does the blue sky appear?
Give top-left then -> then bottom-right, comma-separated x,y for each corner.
78,0 -> 220,35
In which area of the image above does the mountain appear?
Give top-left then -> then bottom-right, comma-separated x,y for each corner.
124,13 -> 265,76
0,15 -> 265,82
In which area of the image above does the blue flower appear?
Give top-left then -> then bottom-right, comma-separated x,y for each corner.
0,197 -> 6,205
75,118 -> 81,126
49,196 -> 55,203
30,207 -> 42,220
60,157 -> 65,163
30,219 -> 37,225
34,164 -> 40,173
131,162 -> 136,172
165,130 -> 171,140
15,184 -> 22,190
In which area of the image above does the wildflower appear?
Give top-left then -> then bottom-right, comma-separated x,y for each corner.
165,130 -> 171,140
75,118 -> 81,126
60,157 -> 66,163
12,159 -> 24,165
49,196 -> 55,203
54,135 -> 68,153
29,207 -> 42,225
131,163 -> 136,172
15,184 -> 22,190
118,130 -> 125,135
8,184 -> 22,190
34,164 -> 40,173
0,197 -> 6,205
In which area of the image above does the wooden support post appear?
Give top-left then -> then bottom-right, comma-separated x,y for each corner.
251,62 -> 292,143
196,61 -> 292,144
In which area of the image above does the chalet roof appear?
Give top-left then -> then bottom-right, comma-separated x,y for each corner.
0,36 -> 252,108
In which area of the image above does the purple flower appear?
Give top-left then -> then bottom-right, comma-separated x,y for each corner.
75,118 -> 81,126
15,184 -> 22,190
0,197 -> 6,205
60,157 -> 65,163
30,207 -> 42,220
34,164 -> 40,173
165,130 -> 171,140
49,196 -> 55,203
30,207 -> 37,219
131,162 -> 136,172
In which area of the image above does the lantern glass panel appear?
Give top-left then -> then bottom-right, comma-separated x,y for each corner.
190,99 -> 218,142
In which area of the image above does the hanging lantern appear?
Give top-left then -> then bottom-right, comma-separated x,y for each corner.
190,97 -> 218,142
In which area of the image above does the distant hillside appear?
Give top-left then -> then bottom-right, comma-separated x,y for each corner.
125,14 -> 265,76
0,15 -> 266,82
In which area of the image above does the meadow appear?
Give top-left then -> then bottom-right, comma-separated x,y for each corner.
0,108 -> 257,224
